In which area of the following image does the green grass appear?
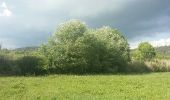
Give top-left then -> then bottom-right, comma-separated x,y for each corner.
1,73 -> 170,100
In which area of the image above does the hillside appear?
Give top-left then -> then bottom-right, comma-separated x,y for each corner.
131,45 -> 170,56
14,46 -> 38,51
155,45 -> 170,56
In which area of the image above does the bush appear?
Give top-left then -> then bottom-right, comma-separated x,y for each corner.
40,20 -> 130,74
0,55 -> 16,75
17,56 -> 47,75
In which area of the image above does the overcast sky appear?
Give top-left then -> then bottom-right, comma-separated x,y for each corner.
0,0 -> 170,49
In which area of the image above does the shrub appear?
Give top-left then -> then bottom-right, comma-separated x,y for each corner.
17,56 -> 47,75
0,55 -> 16,75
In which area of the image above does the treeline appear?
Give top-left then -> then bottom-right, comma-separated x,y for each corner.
0,20 -> 169,75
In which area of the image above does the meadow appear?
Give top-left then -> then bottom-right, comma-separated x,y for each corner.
1,72 -> 170,100
1,20 -> 170,100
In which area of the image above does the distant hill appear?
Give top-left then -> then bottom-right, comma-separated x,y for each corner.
14,46 -> 39,52
5,45 -> 170,57
155,45 -> 170,56
130,45 -> 170,57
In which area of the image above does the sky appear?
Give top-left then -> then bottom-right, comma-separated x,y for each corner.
0,0 -> 170,49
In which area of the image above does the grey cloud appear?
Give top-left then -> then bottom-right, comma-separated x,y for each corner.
0,0 -> 170,48
84,0 -> 170,38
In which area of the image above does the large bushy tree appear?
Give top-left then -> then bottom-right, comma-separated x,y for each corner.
40,20 -> 130,73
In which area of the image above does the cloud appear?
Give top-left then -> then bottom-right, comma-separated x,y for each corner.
0,0 -> 170,48
1,2 -> 7,8
150,38 -> 170,47
0,2 -> 12,17
1,9 -> 12,16
84,0 -> 170,38
130,38 -> 170,49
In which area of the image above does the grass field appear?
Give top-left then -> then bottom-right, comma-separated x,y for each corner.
1,73 -> 170,100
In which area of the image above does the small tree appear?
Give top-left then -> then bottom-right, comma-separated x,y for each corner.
137,42 -> 156,61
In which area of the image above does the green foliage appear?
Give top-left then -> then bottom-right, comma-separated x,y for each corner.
131,50 -> 141,60
40,20 -> 130,73
17,56 -> 47,75
0,48 -> 48,75
1,20 -> 168,75
93,27 -> 130,71
0,55 -> 16,75
54,19 -> 87,43
133,42 -> 156,61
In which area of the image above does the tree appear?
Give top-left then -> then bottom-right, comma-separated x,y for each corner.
53,19 -> 87,43
90,27 -> 130,72
137,42 -> 156,61
40,20 -> 130,73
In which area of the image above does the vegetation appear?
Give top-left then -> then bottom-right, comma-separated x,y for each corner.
0,20 -> 170,75
0,73 -> 170,100
1,19 -> 170,99
39,20 -> 130,74
156,46 -> 170,59
0,54 -> 15,75
17,56 -> 47,75
132,42 -> 156,61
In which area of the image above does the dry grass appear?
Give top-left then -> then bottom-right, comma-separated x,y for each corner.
127,59 -> 170,73
146,59 -> 170,72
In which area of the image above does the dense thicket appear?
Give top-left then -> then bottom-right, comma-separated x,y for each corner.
17,56 -> 47,75
0,55 -> 15,74
39,20 -> 130,73
0,48 -> 47,75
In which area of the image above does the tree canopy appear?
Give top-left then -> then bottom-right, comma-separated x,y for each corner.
133,42 -> 156,61
40,20 -> 130,73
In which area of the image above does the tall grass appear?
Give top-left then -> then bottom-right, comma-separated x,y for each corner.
128,59 -> 170,73
146,59 -> 170,72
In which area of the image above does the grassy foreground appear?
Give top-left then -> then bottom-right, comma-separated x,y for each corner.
0,73 -> 170,100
